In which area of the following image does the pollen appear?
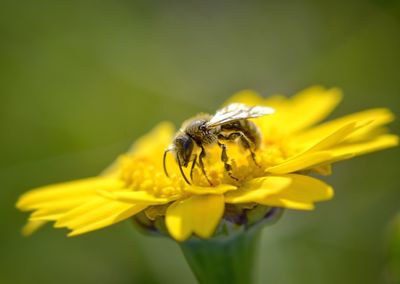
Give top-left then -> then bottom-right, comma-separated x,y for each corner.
188,136 -> 295,187
117,156 -> 185,198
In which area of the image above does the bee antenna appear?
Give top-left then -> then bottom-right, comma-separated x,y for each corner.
176,155 -> 191,185
163,148 -> 171,178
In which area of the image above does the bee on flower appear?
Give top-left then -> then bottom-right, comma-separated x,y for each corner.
17,86 -> 398,242
163,103 -> 275,185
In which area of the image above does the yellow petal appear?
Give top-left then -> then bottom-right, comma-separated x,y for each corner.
301,121 -> 362,152
165,194 -> 224,241
224,176 -> 292,203
30,211 -> 63,221
68,204 -> 146,237
228,87 -> 342,135
226,174 -> 332,208
267,121 -> 367,174
28,198 -> 101,222
54,197 -> 118,227
259,198 -> 315,210
296,135 -> 398,170
267,152 -> 332,174
185,184 -> 237,195
27,198 -> 94,221
55,197 -> 147,236
281,174 -> 334,201
257,174 -> 333,210
297,108 -> 395,144
21,220 -> 47,236
98,190 -> 179,204
310,164 -> 332,176
329,134 -> 399,157
16,177 -> 124,211
280,86 -> 342,133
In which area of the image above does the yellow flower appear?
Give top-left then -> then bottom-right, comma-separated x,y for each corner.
16,86 -> 398,241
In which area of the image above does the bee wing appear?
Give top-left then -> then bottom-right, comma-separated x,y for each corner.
206,103 -> 275,127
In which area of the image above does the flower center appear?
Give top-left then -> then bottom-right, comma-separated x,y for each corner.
117,129 -> 296,193
117,156 -> 186,198
190,132 -> 295,187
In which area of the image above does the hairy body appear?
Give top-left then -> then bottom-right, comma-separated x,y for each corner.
163,103 -> 274,185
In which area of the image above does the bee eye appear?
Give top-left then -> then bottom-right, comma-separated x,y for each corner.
176,136 -> 194,166
182,138 -> 192,151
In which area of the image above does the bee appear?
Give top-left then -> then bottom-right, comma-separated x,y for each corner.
163,103 -> 275,185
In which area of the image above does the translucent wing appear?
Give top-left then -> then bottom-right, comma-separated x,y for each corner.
206,103 -> 275,127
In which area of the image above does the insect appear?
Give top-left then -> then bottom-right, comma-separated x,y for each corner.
163,103 -> 275,185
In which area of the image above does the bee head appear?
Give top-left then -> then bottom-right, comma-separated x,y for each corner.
174,135 -> 194,167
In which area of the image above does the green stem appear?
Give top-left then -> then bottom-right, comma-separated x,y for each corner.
178,207 -> 283,284
179,229 -> 261,284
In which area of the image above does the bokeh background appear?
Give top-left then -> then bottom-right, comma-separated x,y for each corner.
1,0 -> 399,283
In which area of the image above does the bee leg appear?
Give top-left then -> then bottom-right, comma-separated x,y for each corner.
238,134 -> 260,167
190,154 -> 197,181
176,155 -> 191,185
241,140 -> 259,167
217,142 -> 238,181
199,146 -> 212,185
221,132 -> 260,167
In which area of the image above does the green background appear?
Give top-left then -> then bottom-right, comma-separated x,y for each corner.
1,0 -> 399,283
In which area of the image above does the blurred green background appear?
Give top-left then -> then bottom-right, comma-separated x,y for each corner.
1,0 -> 399,283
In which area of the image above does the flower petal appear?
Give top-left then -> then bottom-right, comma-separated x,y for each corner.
54,197 -> 147,236
294,134 -> 398,171
185,184 -> 237,195
16,177 -> 124,211
21,220 -> 47,236
267,152 -> 341,174
329,134 -> 398,157
98,190 -> 179,204
227,86 -> 342,135
279,86 -> 342,133
262,198 -> 315,210
257,174 -> 333,210
300,121 -> 364,152
224,176 -> 292,203
296,108 -> 395,145
67,205 -> 146,237
266,121 -> 366,174
310,164 -> 332,176
165,194 -> 224,241
225,174 -> 332,210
